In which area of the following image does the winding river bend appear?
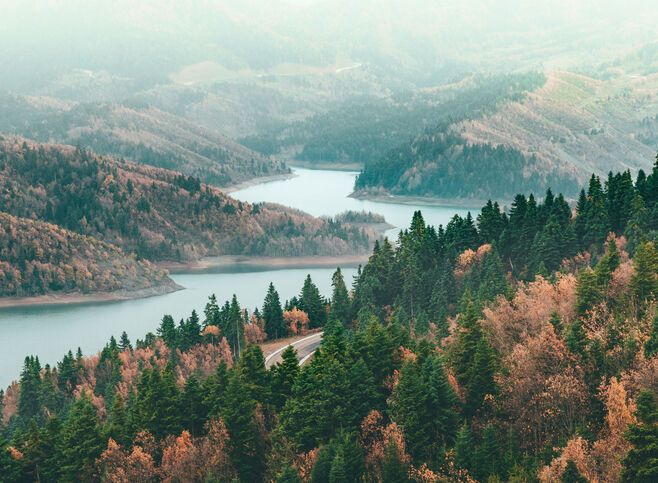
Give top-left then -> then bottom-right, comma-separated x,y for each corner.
0,168 -> 471,388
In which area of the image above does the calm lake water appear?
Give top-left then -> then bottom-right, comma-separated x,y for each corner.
0,167 -> 472,388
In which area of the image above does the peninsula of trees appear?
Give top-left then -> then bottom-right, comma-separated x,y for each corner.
0,137 -> 379,298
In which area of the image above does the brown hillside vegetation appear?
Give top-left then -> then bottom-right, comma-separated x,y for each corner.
0,94 -> 289,187
455,70 -> 658,185
0,212 -> 173,297
0,137 -> 375,262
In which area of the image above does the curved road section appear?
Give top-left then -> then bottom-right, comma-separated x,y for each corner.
264,332 -> 323,368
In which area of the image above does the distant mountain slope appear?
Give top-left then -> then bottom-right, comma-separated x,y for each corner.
0,137 -> 374,262
455,71 -> 658,183
355,70 -> 658,200
0,94 -> 289,187
0,212 -> 174,298
241,72 -> 546,165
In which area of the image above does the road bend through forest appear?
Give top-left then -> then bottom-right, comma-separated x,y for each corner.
263,331 -> 323,368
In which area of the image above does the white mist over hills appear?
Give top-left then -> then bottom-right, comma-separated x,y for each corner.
2,0 -> 657,94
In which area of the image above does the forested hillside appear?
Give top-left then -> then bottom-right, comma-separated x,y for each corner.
2,153 -> 658,481
241,73 -> 546,166
0,137 -> 376,264
0,212 -> 173,298
0,95 -> 289,187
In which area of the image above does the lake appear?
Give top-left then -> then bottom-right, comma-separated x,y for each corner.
0,167 -> 473,388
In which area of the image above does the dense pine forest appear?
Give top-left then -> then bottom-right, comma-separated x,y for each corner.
0,137 -> 379,297
2,156 -> 658,481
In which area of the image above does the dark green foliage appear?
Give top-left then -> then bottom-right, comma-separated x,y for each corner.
263,282 -> 286,340
330,268 -> 351,324
645,312 -> 658,357
58,393 -> 104,481
181,375 -> 207,436
18,356 -> 42,422
131,366 -> 181,439
382,439 -> 411,483
466,336 -> 497,415
454,422 -> 475,472
567,319 -> 588,358
221,370 -> 265,482
621,389 -> 658,482
311,433 -> 365,483
299,275 -> 327,328
277,465 -> 302,483
272,345 -> 300,410
158,314 -> 178,350
236,344 -> 271,405
391,354 -> 458,463
631,242 -> 658,306
562,460 -> 588,483
576,268 -> 602,316
475,424 -> 501,481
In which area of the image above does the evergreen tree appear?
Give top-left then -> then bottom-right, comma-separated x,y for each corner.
621,389 -> 658,482
382,439 -> 410,483
221,370 -> 264,482
119,331 -> 132,352
106,393 -> 129,446
454,421 -> 475,472
466,336 -> 497,415
0,437 -> 21,482
562,460 -> 587,483
452,300 -> 483,385
575,268 -> 602,316
330,268 -> 351,324
300,275 -> 327,328
157,314 -> 178,349
18,356 -> 42,421
58,392 -> 104,481
475,424 -> 501,481
272,345 -> 300,410
181,374 -> 207,436
594,237 -> 621,287
179,309 -> 202,351
236,344 -> 271,405
645,312 -> 658,358
277,465 -> 302,483
631,242 -> 658,306
263,282 -> 286,340
566,319 -> 587,358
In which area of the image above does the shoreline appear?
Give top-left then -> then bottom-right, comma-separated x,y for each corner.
0,282 -> 183,310
287,160 -> 363,172
223,171 -> 296,193
350,190 -> 485,210
160,254 -> 370,274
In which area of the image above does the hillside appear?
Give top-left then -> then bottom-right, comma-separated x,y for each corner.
3,162 -> 658,481
355,69 -> 658,200
0,137 -> 375,262
0,94 -> 289,187
455,70 -> 658,184
0,212 -> 174,298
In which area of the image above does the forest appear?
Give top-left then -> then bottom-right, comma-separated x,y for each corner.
0,95 -> 290,187
2,155 -> 658,481
354,131 -> 582,200
0,137 -> 378,296
0,212 -> 173,297
241,73 -> 546,166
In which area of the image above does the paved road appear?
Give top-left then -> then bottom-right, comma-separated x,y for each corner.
264,332 -> 323,368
